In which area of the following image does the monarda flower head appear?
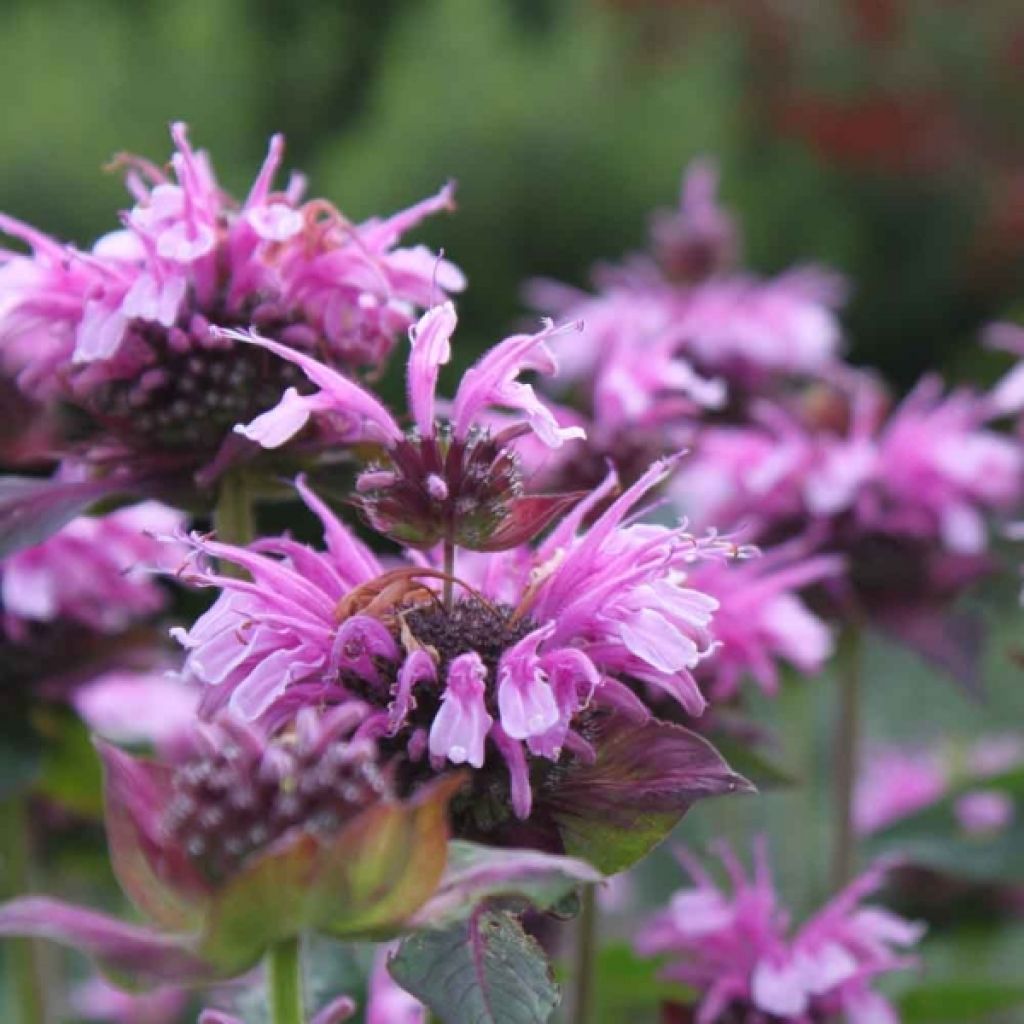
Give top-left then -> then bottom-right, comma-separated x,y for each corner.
1,502 -> 183,707
0,123 -> 461,494
173,462 -> 751,870
673,375 -> 1022,689
227,300 -> 586,550
636,839 -> 924,1024
0,706 -> 463,987
528,159 -> 845,418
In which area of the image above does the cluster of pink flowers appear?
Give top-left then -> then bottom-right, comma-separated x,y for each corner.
0,123 -> 460,482
636,839 -> 924,1024
2,127 -> 1022,1024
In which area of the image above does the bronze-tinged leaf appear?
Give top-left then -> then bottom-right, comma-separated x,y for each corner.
471,493 -> 587,552
98,741 -> 211,932
543,713 -> 754,874
199,774 -> 465,970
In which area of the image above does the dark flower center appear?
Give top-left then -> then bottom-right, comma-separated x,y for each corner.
164,731 -> 389,884
403,597 -> 536,696
357,425 -> 526,549
89,304 -> 311,454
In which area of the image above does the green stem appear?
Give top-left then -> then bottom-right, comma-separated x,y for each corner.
1,796 -> 47,1024
831,624 -> 863,890
443,538 -> 455,612
571,885 -> 597,1024
267,937 -> 304,1024
214,470 -> 256,575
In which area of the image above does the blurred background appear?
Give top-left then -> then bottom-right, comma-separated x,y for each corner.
6,1 -> 1024,1019
4,0 -> 1024,387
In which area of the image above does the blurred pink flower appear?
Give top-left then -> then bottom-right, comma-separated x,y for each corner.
854,746 -> 950,836
529,159 -> 846,423
1,501 -> 182,639
72,667 -> 198,756
690,543 -> 842,700
71,975 -> 187,1024
636,838 -> 923,1024
676,374 -> 1021,556
955,790 -> 1015,836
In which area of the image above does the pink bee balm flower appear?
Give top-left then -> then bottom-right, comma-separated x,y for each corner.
528,160 -> 845,425
0,122 -> 461,483
172,461 -> 750,850
690,544 -> 843,700
636,838 -> 923,1024
226,301 -> 586,551
1,501 -> 182,639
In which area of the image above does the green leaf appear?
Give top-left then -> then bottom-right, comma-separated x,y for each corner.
35,710 -> 103,816
579,942 -> 695,1024
389,909 -> 558,1024
900,980 -> 1024,1022
411,841 -> 601,928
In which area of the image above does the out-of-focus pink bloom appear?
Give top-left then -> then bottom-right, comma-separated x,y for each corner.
71,976 -> 187,1024
636,838 -> 923,1024
227,302 -> 586,551
529,160 -> 846,418
675,375 -> 1022,560
0,123 -> 461,479
72,667 -> 198,756
1,501 -> 182,639
857,735 -> 1023,836
968,734 -> 1024,777
854,746 -> 950,836
172,461 -> 749,827
690,544 -> 842,700
367,944 -> 426,1024
955,790 -> 1015,836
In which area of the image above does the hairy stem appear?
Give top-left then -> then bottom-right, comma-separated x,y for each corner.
443,538 -> 455,613
831,624 -> 863,889
214,470 -> 256,575
571,885 -> 598,1024
267,936 -> 304,1024
1,797 -> 48,1024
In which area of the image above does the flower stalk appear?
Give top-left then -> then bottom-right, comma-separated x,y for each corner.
443,536 -> 456,612
831,623 -> 863,889
571,885 -> 598,1024
214,470 -> 255,572
267,936 -> 304,1024
1,798 -> 47,1024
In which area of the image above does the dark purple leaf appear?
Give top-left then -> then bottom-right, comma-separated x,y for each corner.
543,713 -> 754,873
0,475 -> 133,557
472,492 -> 587,552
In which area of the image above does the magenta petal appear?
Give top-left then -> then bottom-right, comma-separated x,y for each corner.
0,898 -> 212,988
